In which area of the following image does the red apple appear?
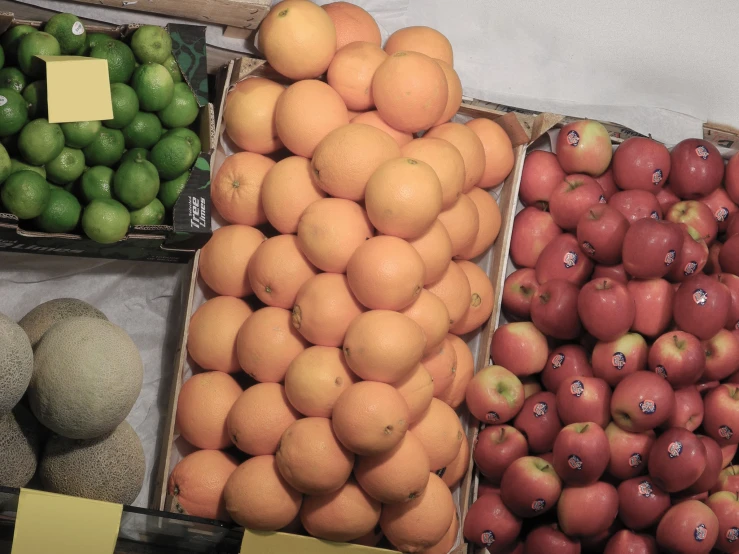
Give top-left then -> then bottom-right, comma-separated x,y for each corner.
609,190 -> 662,224
511,207 -> 563,268
699,187 -> 737,232
705,242 -> 723,275
648,330 -> 705,388
557,481 -> 619,537
604,530 -> 657,554
557,376 -> 612,428
648,427 -> 707,493
578,278 -> 635,341
592,333 -> 648,387
593,263 -> 629,285
500,456 -> 562,517
610,371 -> 676,432
621,218 -> 684,279
667,225 -> 709,282
703,384 -> 739,446
502,268 -> 539,321
703,329 -> 739,382
627,278 -> 674,337
524,524 -> 581,554
535,233 -> 594,286
667,200 -> 718,246
706,491 -> 739,554
466,365 -> 525,424
722,445 -> 738,469
553,422 -> 610,486
686,435 -> 723,494
713,466 -> 739,496
612,137 -> 671,192
674,273 -> 731,340
513,392 -> 561,454
605,422 -> 655,480
478,479 -> 500,497
669,138 -> 724,199
463,493 -> 522,550
550,174 -> 606,231
556,120 -> 613,177
729,213 -> 739,239
490,322 -> 549,377
720,235 -> 739,277
541,344 -> 593,393
520,150 -> 567,210
671,491 -> 709,505
530,279 -> 581,340
665,386 -> 704,432
656,186 -> 681,215
596,167 -> 618,200
656,500 -> 719,553
714,274 -> 739,331
726,152 -> 739,204
617,476 -> 671,530
474,425 -> 529,484
576,204 -> 629,265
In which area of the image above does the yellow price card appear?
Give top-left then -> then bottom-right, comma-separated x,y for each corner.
242,530 -> 390,554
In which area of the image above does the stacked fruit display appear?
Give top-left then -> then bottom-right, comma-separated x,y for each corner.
464,119 -> 739,552
166,1 -> 514,552
0,14 -> 201,243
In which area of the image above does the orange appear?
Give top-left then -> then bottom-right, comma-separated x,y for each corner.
456,187 -> 501,259
426,122 -> 486,191
437,334 -> 475,409
293,273 -> 365,347
261,156 -> 326,234
433,60 -> 462,126
355,431 -> 431,504
351,110 -> 413,147
372,51 -> 448,134
276,417 -> 355,495
310,123 -> 401,201
327,42 -> 387,111
227,382 -> 301,455
223,77 -> 284,154
437,193 -> 480,257
394,363 -> 434,424
450,260 -> 495,335
247,234 -> 318,309
332,381 -> 411,455
224,455 -> 302,531
259,0 -> 336,80
409,219 -> 453,285
168,450 -> 238,521
426,261 -> 471,327
187,296 -> 253,373
284,346 -> 358,417
343,310 -> 426,383
400,289 -> 450,355
466,117 -> 515,189
365,157 -> 443,239
176,371 -> 242,449
323,2 -> 381,49
440,434 -> 468,489
346,235 -> 426,310
401,137 -> 465,209
380,473 -> 455,552
211,152 -> 274,225
384,26 -> 454,66
275,79 -> 348,158
410,398 -> 464,472
236,307 -> 308,382
421,511 -> 460,554
422,337 -> 457,397
198,225 -> 266,297
296,197 -> 374,272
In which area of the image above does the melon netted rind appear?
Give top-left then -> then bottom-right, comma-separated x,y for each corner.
0,313 -> 33,413
19,298 -> 108,348
29,317 -> 144,440
0,404 -> 43,488
39,421 -> 146,505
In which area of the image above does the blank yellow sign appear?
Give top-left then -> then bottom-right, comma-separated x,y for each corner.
11,489 -> 122,554
242,530 -> 391,554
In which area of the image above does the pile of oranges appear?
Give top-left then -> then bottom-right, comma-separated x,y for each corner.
167,1 -> 515,551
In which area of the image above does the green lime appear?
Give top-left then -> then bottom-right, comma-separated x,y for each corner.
18,118 -> 64,165
113,158 -> 160,209
0,44 -> 4,70
9,159 -> 45,178
122,112 -> 162,149
17,32 -> 61,79
85,32 -> 114,53
158,170 -> 189,210
60,120 -> 101,149
131,63 -> 173,112
34,187 -> 81,232
22,80 -> 47,119
1,25 -> 37,66
82,198 -> 130,243
150,135 -> 194,180
89,39 -> 135,84
161,54 -> 182,84
0,88 -> 29,137
120,147 -> 149,165
162,128 -> 201,160
157,82 -> 199,129
0,142 -> 10,185
0,67 -> 26,94
44,13 -> 86,55
80,165 -> 114,203
83,127 -> 125,167
129,197 -> 165,226
1,170 -> 50,219
45,147 -> 85,185
105,83 -> 139,129
130,26 -> 172,64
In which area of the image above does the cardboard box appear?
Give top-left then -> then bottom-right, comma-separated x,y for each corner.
0,13 -> 216,263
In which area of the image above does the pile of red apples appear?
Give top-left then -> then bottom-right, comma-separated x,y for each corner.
462,119 -> 739,554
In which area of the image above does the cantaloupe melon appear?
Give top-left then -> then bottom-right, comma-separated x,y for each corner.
0,404 -> 42,488
19,298 -> 107,348
40,421 -> 145,505
29,317 -> 143,439
0,313 -> 33,413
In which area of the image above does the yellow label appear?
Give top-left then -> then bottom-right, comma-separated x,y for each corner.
39,56 -> 114,124
242,530 -> 390,554
12,489 -> 122,554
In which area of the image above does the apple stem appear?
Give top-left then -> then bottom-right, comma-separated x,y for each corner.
589,209 -> 596,218
497,428 -> 506,443
672,334 -> 683,349
541,464 -> 550,471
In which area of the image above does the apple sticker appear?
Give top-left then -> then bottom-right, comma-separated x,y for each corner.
612,352 -> 626,370
727,528 -> 739,543
629,453 -> 643,468
694,524 -> 708,541
665,250 -> 676,265
570,380 -> 584,397
693,288 -> 708,305
568,455 -> 583,470
719,425 -> 734,440
696,146 -> 710,160
533,402 -> 548,418
563,251 -> 578,268
481,531 -> 495,546
668,441 -> 683,458
639,399 -> 656,414
531,499 -> 546,512
551,353 -> 565,369
638,480 -> 653,497
566,130 -> 580,147
653,169 -> 664,185
486,411 -> 500,422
